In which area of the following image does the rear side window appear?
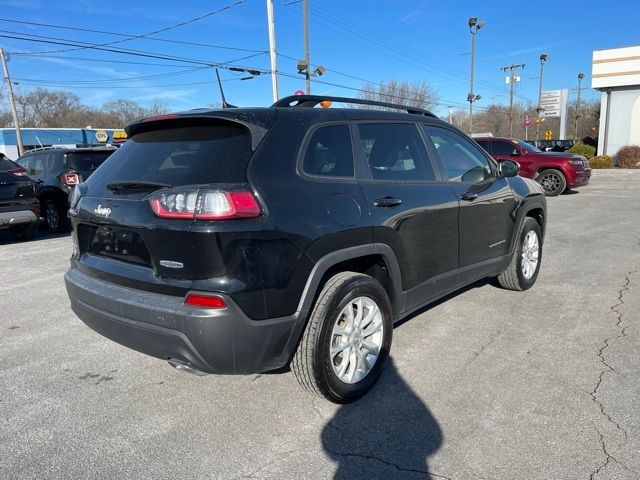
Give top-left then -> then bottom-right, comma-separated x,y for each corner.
475,140 -> 490,152
492,141 -> 519,156
302,124 -> 353,177
87,125 -> 253,192
358,123 -> 434,181
29,154 -> 47,175
66,151 -> 113,171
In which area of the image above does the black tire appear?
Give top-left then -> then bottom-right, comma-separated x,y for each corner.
497,217 -> 542,291
43,199 -> 68,233
292,271 -> 393,403
537,169 -> 566,196
11,222 -> 38,241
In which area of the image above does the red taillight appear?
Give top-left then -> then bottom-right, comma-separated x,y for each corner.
142,113 -> 180,122
149,189 -> 260,220
8,167 -> 27,176
61,173 -> 80,185
184,293 -> 227,309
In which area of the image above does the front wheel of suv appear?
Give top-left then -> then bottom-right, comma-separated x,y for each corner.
497,217 -> 542,291
537,169 -> 566,196
292,272 -> 393,403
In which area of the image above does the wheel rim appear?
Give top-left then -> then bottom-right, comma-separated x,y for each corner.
521,230 -> 540,280
46,203 -> 59,230
330,296 -> 384,384
540,172 -> 562,193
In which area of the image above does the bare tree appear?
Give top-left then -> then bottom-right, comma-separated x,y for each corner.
0,88 -> 170,129
359,79 -> 438,111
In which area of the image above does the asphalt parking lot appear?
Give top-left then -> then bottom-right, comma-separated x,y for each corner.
1,169 -> 639,480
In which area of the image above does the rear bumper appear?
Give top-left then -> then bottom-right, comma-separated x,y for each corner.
0,209 -> 38,227
64,266 -> 302,374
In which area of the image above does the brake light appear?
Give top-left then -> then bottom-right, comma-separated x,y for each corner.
8,167 -> 28,176
149,189 -> 260,220
61,173 -> 80,185
142,113 -> 180,122
184,293 -> 227,309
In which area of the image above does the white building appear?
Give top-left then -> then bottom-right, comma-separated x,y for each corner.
592,45 -> 640,156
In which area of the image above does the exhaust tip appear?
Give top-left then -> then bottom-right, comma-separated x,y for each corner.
167,358 -> 209,376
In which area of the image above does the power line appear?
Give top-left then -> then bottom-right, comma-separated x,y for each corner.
10,1 -> 248,56
0,30 -> 271,72
2,17 -> 266,56
12,66 -> 209,84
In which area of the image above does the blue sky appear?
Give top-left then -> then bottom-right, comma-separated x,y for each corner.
0,0 -> 637,117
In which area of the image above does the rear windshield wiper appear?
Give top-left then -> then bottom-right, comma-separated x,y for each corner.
106,180 -> 172,192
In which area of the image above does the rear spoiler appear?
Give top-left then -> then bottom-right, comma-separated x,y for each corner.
125,114 -> 271,151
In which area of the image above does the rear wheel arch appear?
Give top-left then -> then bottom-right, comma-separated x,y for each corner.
297,244 -> 403,318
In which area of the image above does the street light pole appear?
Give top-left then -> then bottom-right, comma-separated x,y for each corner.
574,73 -> 585,140
536,53 -> 548,146
302,0 -> 311,94
266,0 -> 279,102
467,17 -> 484,134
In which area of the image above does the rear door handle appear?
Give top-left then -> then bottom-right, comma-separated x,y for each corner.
374,197 -> 402,208
460,192 -> 478,201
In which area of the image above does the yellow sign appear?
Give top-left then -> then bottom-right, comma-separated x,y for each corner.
95,130 -> 108,143
112,130 -> 128,143
544,130 -> 553,141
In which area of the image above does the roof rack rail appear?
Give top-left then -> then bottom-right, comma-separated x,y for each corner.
272,95 -> 438,118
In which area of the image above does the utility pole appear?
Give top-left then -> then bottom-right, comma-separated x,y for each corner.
467,17 -> 484,134
1,48 -> 24,156
574,73 -> 585,140
536,54 -> 548,146
501,63 -> 525,137
302,0 -> 311,94
265,0 -> 279,102
448,106 -> 453,124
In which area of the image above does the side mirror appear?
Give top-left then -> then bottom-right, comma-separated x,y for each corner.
499,159 -> 519,178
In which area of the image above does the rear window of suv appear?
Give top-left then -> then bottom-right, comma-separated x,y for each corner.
66,151 -> 113,171
86,124 -> 253,193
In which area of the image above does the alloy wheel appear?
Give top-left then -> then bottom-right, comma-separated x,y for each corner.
540,172 -> 562,194
521,230 -> 540,280
330,296 -> 384,384
46,203 -> 59,231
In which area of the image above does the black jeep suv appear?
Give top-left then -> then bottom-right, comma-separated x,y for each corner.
16,146 -> 115,232
64,96 -> 546,403
0,156 -> 40,241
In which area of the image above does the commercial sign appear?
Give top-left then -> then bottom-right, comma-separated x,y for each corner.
94,130 -> 108,143
112,130 -> 128,143
540,89 -> 569,140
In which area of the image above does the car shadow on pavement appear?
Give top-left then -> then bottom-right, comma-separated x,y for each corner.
321,358 -> 443,479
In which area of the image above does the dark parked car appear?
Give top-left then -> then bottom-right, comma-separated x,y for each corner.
64,96 -> 547,403
0,155 -> 40,241
16,146 -> 116,232
475,137 -> 591,196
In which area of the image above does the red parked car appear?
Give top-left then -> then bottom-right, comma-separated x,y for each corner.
475,137 -> 591,196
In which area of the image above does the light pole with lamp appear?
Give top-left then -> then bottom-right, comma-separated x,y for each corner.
535,53 -> 548,146
574,73 -> 585,140
467,17 -> 484,134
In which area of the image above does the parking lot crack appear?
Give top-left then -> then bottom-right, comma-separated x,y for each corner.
589,429 -> 629,480
589,271 -> 636,455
